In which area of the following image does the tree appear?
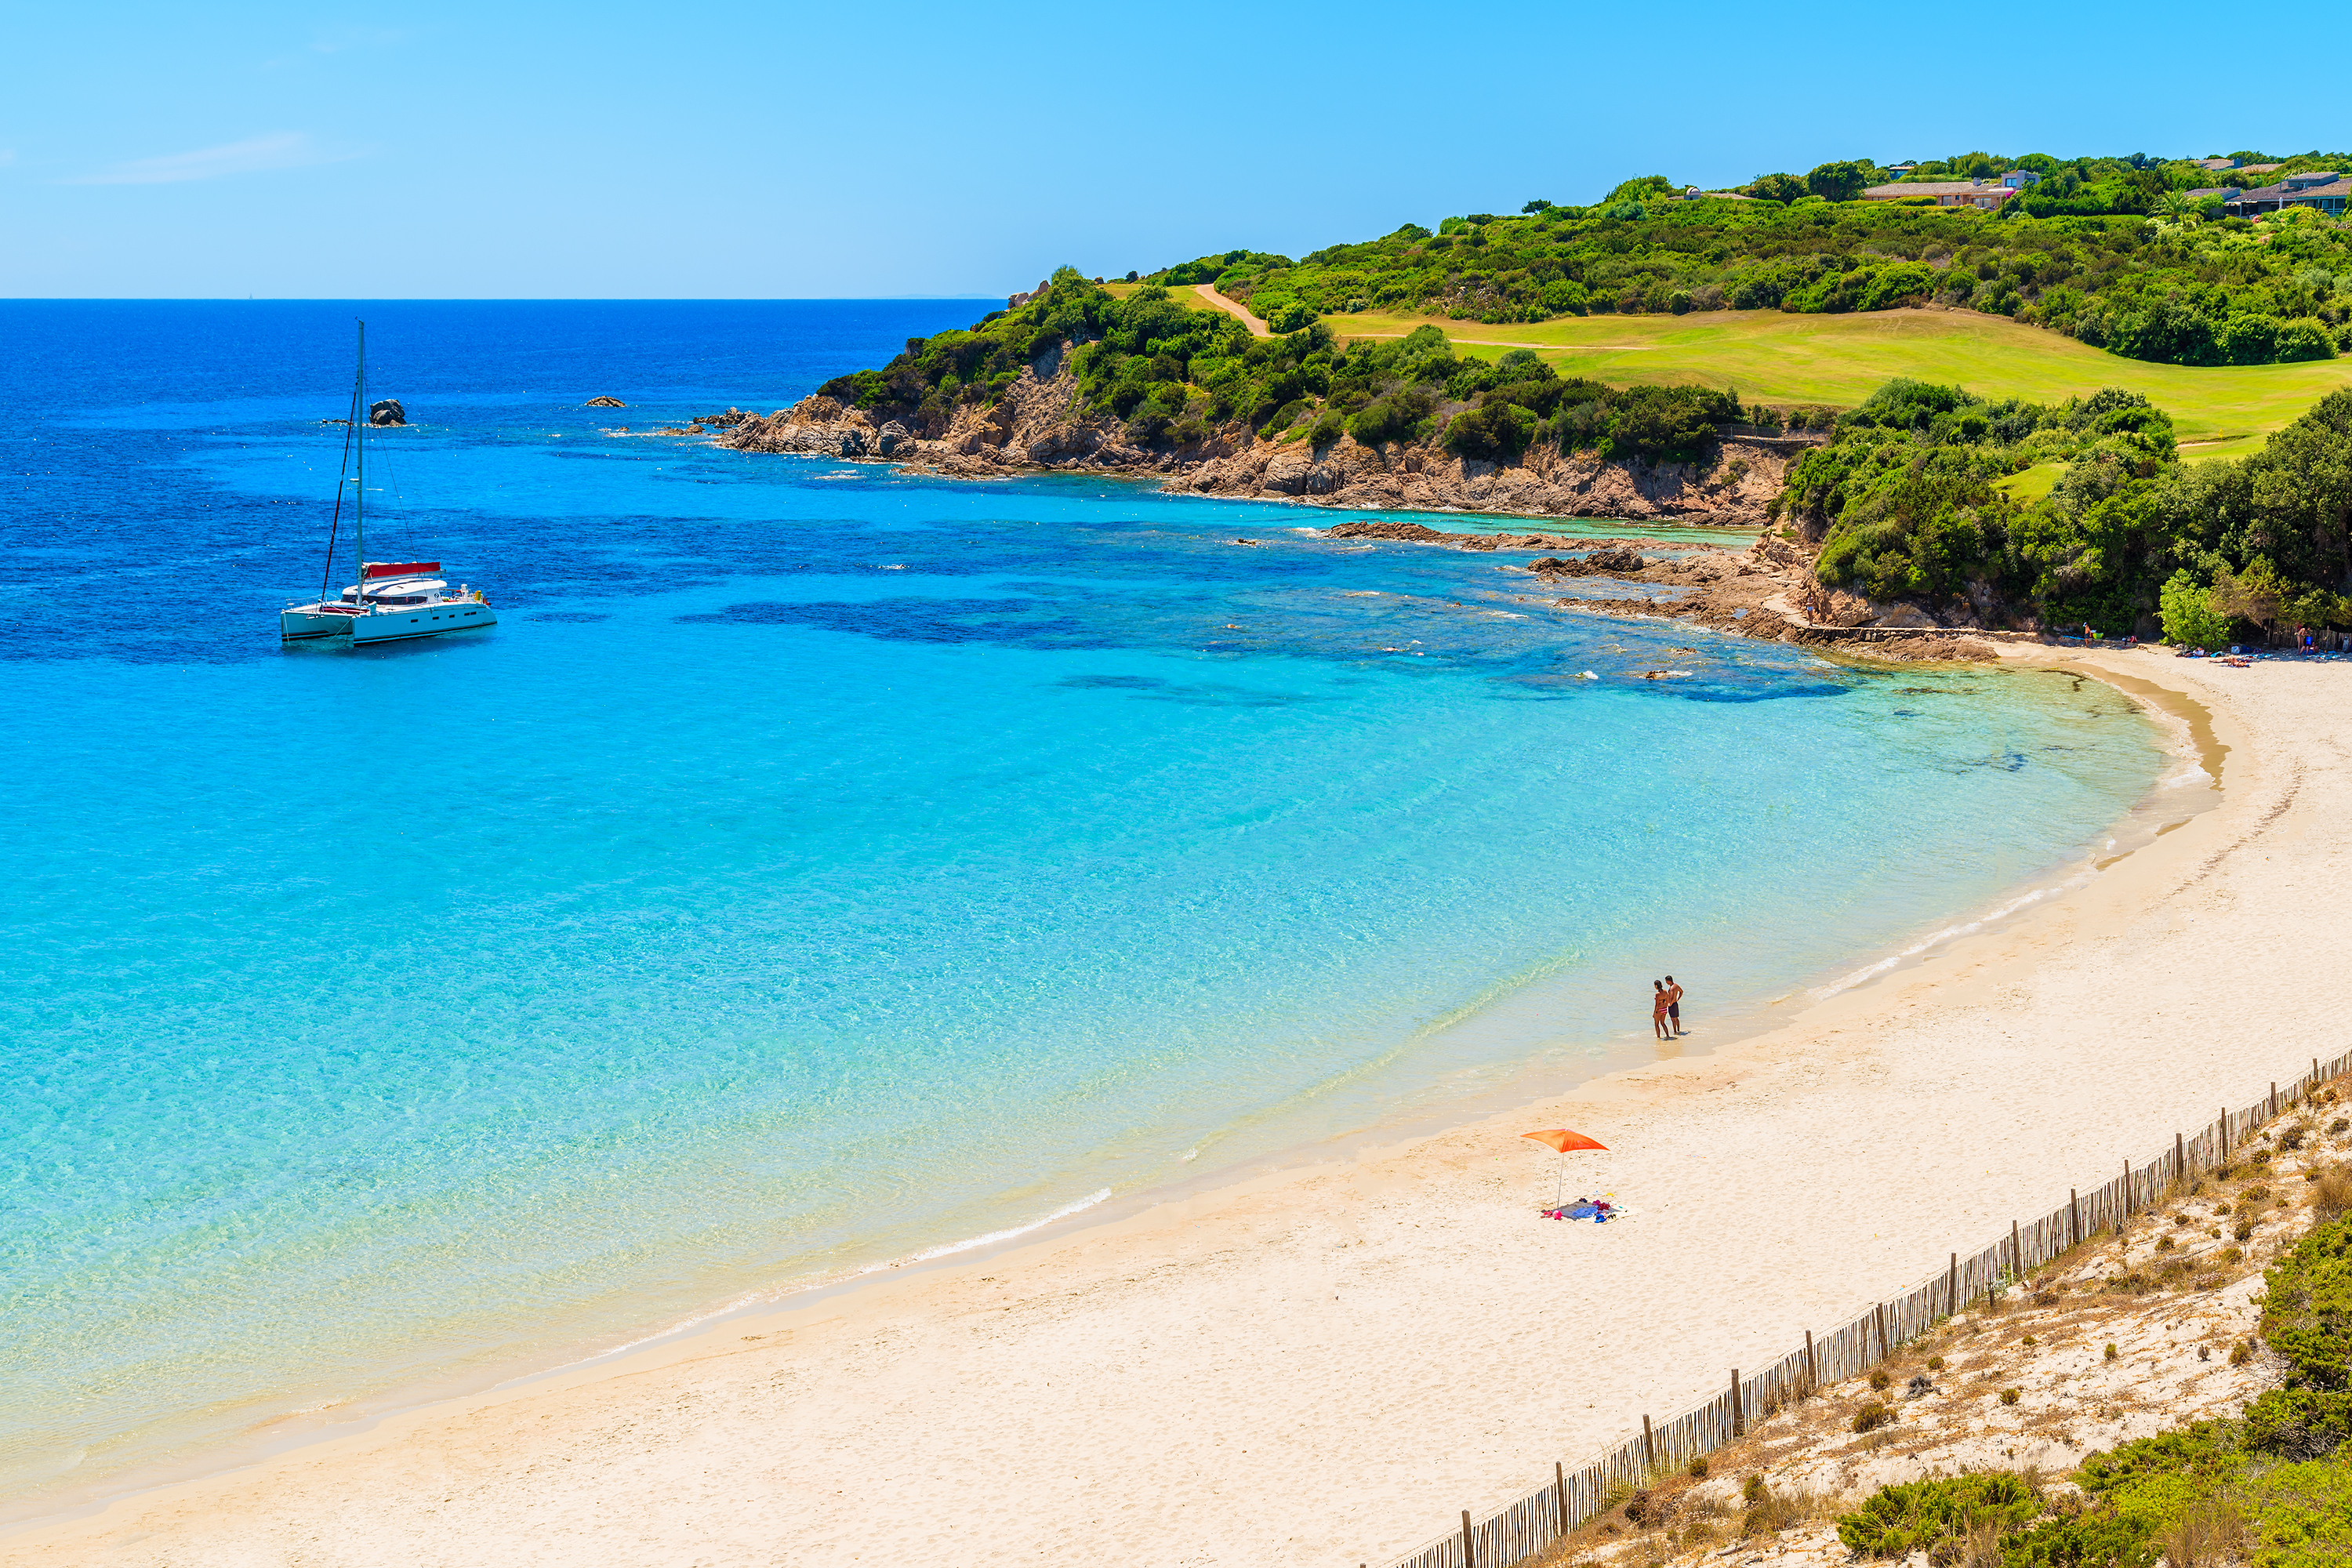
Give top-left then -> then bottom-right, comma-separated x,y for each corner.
1744,172 -> 1808,204
1605,175 -> 1679,205
2159,570 -> 2230,649
1806,161 -> 1873,202
2245,389 -> 2352,589
2209,559 -> 2287,634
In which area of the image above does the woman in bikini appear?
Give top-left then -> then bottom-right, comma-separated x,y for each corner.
1651,979 -> 1672,1040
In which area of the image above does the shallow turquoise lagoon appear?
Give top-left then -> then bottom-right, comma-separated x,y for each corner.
0,302 -> 2165,1513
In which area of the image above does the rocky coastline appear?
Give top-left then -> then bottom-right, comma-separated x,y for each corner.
1327,521 -> 2004,662
703,354 -> 2021,660
713,354 -> 1802,528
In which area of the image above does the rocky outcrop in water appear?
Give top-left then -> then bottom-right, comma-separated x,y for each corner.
584,396 -> 626,408
713,350 -> 1799,528
368,399 -> 406,426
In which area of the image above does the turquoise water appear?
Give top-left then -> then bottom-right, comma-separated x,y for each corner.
0,303 -> 2165,1515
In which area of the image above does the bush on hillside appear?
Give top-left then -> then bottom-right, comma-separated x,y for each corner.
1836,1473 -> 2043,1556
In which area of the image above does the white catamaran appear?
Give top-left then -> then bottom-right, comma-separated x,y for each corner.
281,322 -> 496,646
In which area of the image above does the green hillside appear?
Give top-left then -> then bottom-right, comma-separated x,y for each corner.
1149,151 -> 2352,372
1330,307 -> 2352,453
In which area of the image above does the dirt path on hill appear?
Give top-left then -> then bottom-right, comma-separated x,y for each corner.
1194,284 -> 1271,336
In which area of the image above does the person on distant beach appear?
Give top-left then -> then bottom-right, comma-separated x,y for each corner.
1665,975 -> 1684,1035
1651,981 -> 1672,1040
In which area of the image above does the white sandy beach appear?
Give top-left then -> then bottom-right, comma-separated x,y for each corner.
9,648 -> 2346,1568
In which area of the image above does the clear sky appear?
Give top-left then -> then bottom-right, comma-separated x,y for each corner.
2,0 -> 2332,299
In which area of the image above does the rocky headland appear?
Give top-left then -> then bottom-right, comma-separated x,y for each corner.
713,352 -> 1808,528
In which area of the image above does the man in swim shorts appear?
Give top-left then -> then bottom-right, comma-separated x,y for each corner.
1665,975 -> 1683,1035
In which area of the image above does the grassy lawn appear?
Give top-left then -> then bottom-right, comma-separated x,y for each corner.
1331,307 -> 2352,445
1099,281 -> 1222,313
1994,462 -> 2066,502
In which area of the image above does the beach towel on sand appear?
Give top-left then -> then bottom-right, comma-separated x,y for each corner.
1544,1196 -> 1626,1223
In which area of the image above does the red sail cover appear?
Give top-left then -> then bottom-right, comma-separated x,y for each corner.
363,561 -> 441,579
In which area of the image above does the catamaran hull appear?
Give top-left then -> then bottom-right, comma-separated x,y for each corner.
281,607 -> 358,641
350,603 -> 497,644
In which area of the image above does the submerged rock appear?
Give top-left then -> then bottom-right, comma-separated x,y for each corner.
368,399 -> 406,426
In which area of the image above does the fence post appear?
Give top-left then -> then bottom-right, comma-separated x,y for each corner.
2012,1218 -> 2022,1278
1947,1252 -> 1958,1317
1875,1303 -> 1889,1362
2070,1188 -> 2080,1247
1462,1509 -> 1475,1568
1805,1330 -> 1817,1391
2122,1159 -> 2132,1216
1642,1414 -> 1656,1470
1730,1369 -> 1743,1436
1556,1461 -> 1568,1534
2176,1132 -> 2185,1181
2223,1107 -> 2230,1154
2273,1082 -> 2279,1119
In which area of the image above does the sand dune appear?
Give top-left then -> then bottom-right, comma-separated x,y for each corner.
12,650 -> 2343,1568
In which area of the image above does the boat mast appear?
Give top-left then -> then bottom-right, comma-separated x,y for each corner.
355,320 -> 366,600
316,329 -> 365,604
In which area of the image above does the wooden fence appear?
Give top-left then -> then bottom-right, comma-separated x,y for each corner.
1374,1052 -> 2352,1568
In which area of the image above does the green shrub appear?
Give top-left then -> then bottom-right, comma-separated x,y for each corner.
1851,1400 -> 1894,1433
2001,1511 -> 2155,1568
1836,1473 -> 2042,1556
2241,1388 -> 2352,1458
2278,317 -> 2339,362
2262,1213 -> 2352,1389
2078,1423 -> 2242,1497
1347,389 -> 1432,448
2228,1455 -> 2352,1568
1443,400 -> 1538,460
2160,569 -> 2231,650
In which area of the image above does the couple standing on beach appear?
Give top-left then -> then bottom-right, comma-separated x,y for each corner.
1651,977 -> 1684,1040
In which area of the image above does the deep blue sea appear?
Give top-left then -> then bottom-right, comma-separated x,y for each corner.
0,301 -> 2166,1515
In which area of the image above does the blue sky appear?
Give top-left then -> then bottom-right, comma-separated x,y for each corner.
2,0 -> 2332,298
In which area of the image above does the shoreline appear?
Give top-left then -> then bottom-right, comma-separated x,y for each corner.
0,649 -> 2285,1566
0,653 -> 2183,1540
0,514 -> 2038,1536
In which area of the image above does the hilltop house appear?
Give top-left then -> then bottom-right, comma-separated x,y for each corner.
1860,179 -> 2018,209
2226,172 -> 2349,216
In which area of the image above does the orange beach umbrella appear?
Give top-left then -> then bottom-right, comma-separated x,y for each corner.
1521,1127 -> 1608,1208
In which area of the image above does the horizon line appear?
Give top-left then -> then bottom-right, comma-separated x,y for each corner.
0,295 -> 1015,303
